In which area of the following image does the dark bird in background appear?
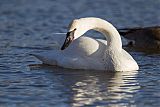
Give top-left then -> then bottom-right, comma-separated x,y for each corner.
118,26 -> 160,49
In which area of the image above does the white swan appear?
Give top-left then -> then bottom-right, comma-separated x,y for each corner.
32,17 -> 139,71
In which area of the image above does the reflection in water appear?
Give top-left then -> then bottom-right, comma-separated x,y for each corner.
69,70 -> 139,106
39,65 -> 140,106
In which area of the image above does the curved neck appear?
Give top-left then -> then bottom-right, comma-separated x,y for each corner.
82,18 -> 122,50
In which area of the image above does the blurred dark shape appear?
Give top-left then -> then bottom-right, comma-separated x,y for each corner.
118,26 -> 160,50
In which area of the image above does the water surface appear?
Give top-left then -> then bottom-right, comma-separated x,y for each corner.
0,0 -> 160,106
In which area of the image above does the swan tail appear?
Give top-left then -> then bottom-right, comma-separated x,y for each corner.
30,52 -> 58,65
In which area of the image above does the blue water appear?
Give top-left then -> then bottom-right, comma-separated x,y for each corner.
0,0 -> 160,106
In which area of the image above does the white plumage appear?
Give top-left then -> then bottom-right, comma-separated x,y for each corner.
32,17 -> 139,71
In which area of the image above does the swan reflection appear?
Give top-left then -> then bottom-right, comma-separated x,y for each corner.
30,65 -> 140,106
70,70 -> 139,106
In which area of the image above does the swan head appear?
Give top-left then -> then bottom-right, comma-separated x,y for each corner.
61,19 -> 92,50
61,28 -> 76,50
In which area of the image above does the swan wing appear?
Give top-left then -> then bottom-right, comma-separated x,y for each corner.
121,49 -> 139,70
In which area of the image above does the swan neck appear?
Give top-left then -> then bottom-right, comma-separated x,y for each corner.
91,18 -> 122,50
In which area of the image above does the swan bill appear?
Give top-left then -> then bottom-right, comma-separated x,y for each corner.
61,29 -> 76,50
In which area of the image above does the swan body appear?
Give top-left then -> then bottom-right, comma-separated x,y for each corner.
32,17 -> 139,71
